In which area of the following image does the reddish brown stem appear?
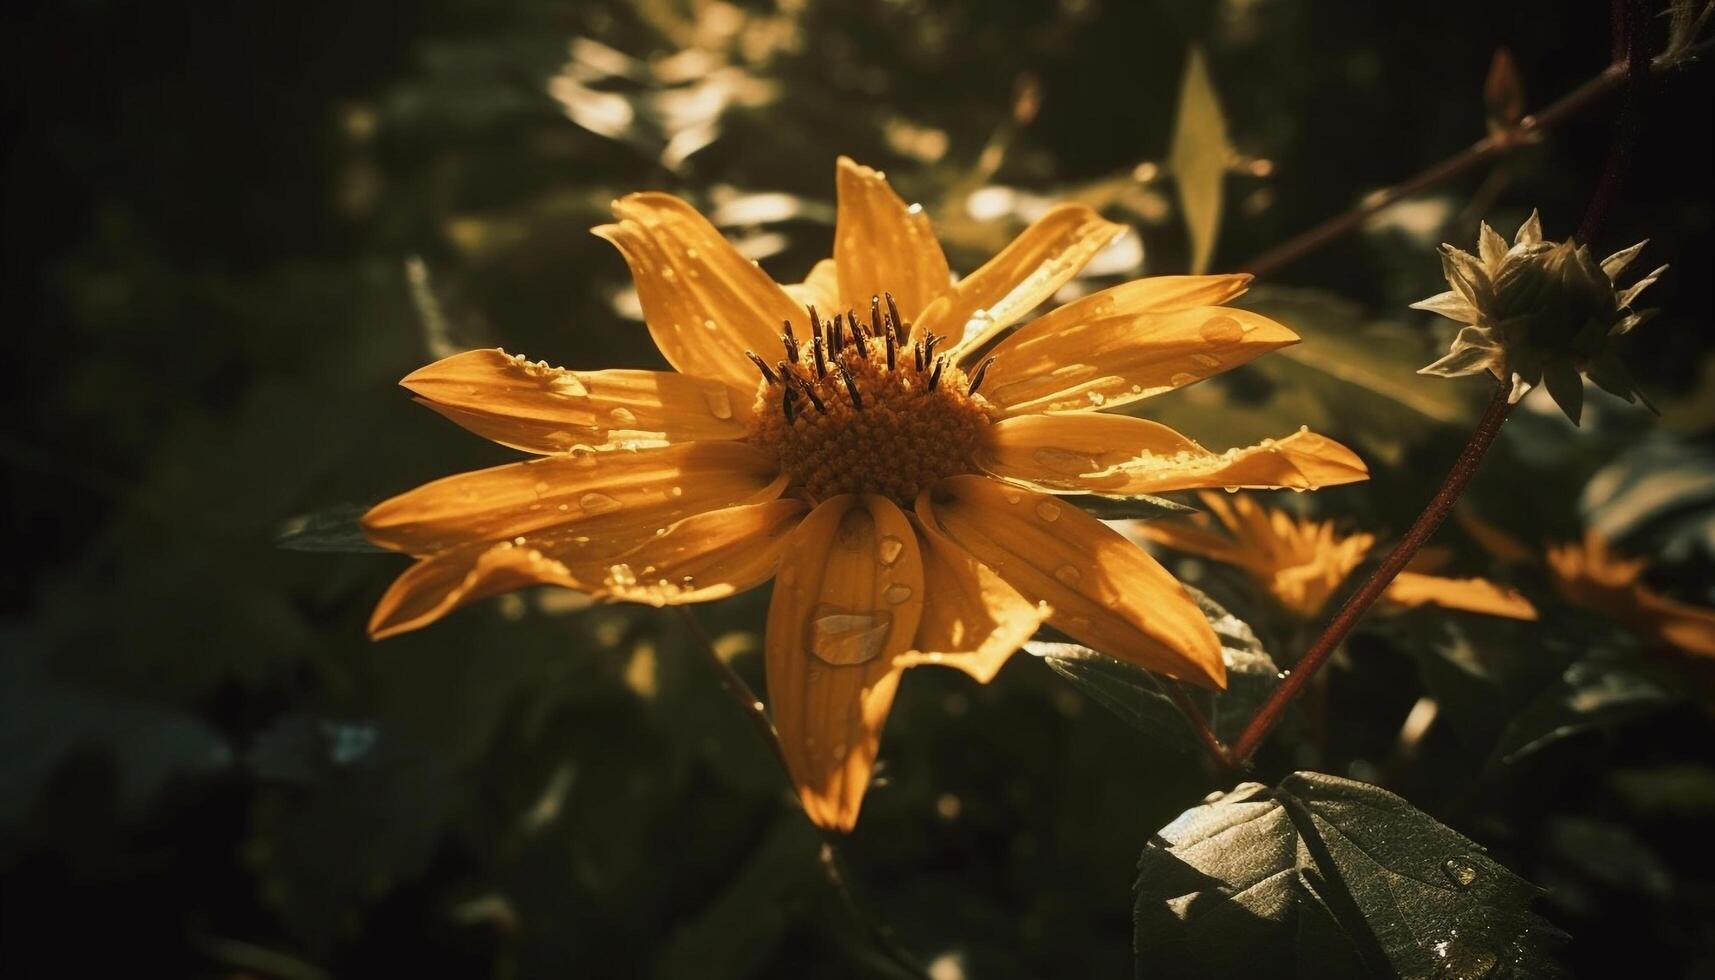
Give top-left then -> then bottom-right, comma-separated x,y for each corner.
1228,378 -> 1516,765
1240,38 -> 1711,278
674,606 -> 793,778
1165,680 -> 1234,774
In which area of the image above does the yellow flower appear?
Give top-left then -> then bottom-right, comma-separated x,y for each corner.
362,158 -> 1368,830
1547,532 -> 1715,659
1134,492 -> 1537,622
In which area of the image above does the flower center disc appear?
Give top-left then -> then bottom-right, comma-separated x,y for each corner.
746,299 -> 994,506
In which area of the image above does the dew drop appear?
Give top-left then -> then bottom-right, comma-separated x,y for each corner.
1032,447 -> 1097,476
609,406 -> 638,426
1003,489 -> 1023,504
1035,500 -> 1062,522
883,584 -> 914,604
704,387 -> 734,419
667,485 -> 684,498
1441,858 -> 1479,889
1168,371 -> 1197,387
548,374 -> 588,398
533,480 -> 551,495
1198,314 -> 1244,344
1085,390 -> 1107,406
878,535 -> 905,566
1053,564 -> 1082,586
579,492 -> 623,515
807,605 -> 894,665
1192,353 -> 1221,368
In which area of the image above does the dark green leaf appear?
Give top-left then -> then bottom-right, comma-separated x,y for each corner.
1028,589 -> 1278,750
274,502 -> 385,553
1135,771 -> 1567,979
1026,642 -> 1192,752
1493,657 -> 1679,765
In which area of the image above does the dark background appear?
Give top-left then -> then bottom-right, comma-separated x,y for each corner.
3,1 -> 1713,976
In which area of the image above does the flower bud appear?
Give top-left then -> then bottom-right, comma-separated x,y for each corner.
1414,211 -> 1665,423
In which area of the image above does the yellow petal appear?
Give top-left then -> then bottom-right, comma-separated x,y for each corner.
784,258 -> 840,314
363,440 -> 783,556
767,495 -> 924,831
1637,591 -> 1715,658
1384,572 -> 1539,620
918,476 -> 1222,687
979,414 -> 1367,494
370,541 -> 585,640
591,498 -> 809,606
894,517 -> 1049,683
401,348 -> 752,453
919,204 -> 1125,354
833,158 -> 951,323
594,192 -> 800,391
978,300 -> 1295,415
1128,515 -> 1255,569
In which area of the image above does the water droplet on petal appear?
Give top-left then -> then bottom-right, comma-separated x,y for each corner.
579,492 -> 623,515
609,406 -> 638,425
1053,564 -> 1082,586
1441,858 -> 1479,889
1003,490 -> 1023,504
1032,447 -> 1097,476
533,481 -> 551,495
548,374 -> 588,397
704,387 -> 734,419
883,584 -> 913,604
807,606 -> 893,665
878,535 -> 905,566
1192,353 -> 1221,368
1035,500 -> 1062,522
1198,314 -> 1244,344
1169,371 -> 1197,387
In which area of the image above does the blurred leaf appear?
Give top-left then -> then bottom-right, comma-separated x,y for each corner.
275,503 -> 385,553
651,815 -> 822,980
1493,656 -> 1680,765
0,630 -> 231,832
1069,492 -> 1200,521
1168,47 -> 1232,275
1484,49 -> 1527,135
1134,772 -> 1567,979
1580,437 -> 1715,559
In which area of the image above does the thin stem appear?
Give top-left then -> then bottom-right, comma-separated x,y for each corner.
1578,0 -> 1650,244
673,605 -> 791,776
1228,378 -> 1516,765
1239,38 -> 1713,278
671,606 -> 927,979
1164,680 -> 1234,775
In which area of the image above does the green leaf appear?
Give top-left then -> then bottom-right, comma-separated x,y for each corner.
1026,641 -> 1193,752
1135,772 -> 1568,979
1028,588 -> 1278,750
1493,657 -> 1679,765
1067,492 -> 1200,521
274,502 -> 385,553
1169,47 -> 1233,275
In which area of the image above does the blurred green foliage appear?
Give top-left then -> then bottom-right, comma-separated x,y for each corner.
3,0 -> 1714,977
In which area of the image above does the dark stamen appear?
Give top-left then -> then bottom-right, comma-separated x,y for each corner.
782,385 -> 797,423
870,296 -> 883,341
928,356 -> 945,390
837,360 -> 863,409
791,373 -> 827,413
849,308 -> 867,348
746,351 -> 778,384
913,340 -> 924,372
811,330 -> 827,378
782,320 -> 800,363
922,332 -> 941,363
830,313 -> 845,352
808,306 -> 824,345
884,320 -> 896,371
885,293 -> 904,341
968,355 -> 997,394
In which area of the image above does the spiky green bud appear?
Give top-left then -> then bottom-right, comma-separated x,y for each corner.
1414,211 -> 1665,424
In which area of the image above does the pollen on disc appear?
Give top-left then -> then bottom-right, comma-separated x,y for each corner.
746,308 -> 994,506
